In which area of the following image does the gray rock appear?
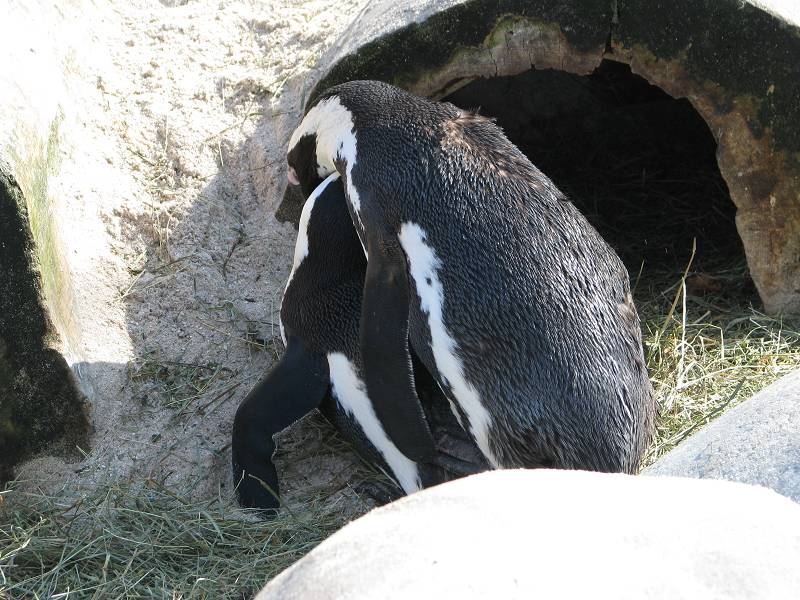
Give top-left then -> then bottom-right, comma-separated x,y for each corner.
645,370 -> 800,503
256,469 -> 800,600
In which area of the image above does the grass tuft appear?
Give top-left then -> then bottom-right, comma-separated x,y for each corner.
129,351 -> 235,413
0,480 -> 350,599
637,261 -> 800,464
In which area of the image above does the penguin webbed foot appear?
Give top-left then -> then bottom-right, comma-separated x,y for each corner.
232,461 -> 282,519
432,431 -> 490,478
353,479 -> 404,506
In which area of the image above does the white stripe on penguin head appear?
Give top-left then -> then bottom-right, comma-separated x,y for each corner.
399,222 -> 500,467
279,173 -> 341,346
327,352 -> 422,494
288,96 -> 365,230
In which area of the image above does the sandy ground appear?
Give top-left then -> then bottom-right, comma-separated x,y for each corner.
17,0 -> 373,509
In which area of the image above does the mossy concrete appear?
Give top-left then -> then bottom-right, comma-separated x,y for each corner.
8,115 -> 80,348
0,159 -> 89,483
309,0 -> 611,106
618,0 -> 800,157
278,0 -> 800,312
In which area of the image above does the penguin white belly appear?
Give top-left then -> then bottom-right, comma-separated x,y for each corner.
398,222 -> 500,467
326,352 -> 422,494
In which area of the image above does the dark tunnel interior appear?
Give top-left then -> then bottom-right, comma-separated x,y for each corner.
444,59 -> 756,304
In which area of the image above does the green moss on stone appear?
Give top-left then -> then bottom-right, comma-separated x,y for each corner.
9,113 -> 77,348
0,338 -> 18,441
617,0 -> 800,155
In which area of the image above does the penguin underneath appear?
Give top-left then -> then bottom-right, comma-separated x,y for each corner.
231,174 -> 485,513
286,80 -> 656,474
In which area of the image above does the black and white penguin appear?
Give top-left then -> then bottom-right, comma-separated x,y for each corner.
232,174 -> 483,512
286,80 -> 655,474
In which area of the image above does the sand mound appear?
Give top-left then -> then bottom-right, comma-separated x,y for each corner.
9,0 -> 370,509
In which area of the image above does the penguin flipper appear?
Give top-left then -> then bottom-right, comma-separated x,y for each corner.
231,338 -> 329,515
360,227 -> 437,463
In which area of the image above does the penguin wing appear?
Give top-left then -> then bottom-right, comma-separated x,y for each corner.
231,337 -> 330,514
360,224 -> 437,463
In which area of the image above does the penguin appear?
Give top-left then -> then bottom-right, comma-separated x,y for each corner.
285,80 -> 656,474
231,173 -> 485,513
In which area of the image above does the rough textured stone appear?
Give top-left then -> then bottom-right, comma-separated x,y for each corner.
256,469 -> 800,599
278,0 -> 800,313
645,369 -> 800,502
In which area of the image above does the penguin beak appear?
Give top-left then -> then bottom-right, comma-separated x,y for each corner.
287,166 -> 300,186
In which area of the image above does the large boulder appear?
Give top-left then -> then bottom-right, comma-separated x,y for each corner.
256,469 -> 800,599
645,369 -> 800,503
272,0 -> 800,313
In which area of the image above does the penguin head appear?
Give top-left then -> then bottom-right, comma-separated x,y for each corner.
286,130 -> 324,199
287,94 -> 358,199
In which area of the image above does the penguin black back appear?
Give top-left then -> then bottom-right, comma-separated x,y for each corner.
286,81 -> 655,475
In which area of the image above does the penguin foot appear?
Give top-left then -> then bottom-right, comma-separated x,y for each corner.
432,423 -> 474,445
435,432 -> 489,470
353,480 -> 404,506
433,437 -> 490,479
233,470 -> 282,519
436,454 -> 489,478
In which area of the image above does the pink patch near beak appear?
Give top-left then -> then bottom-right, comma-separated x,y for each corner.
287,167 -> 300,186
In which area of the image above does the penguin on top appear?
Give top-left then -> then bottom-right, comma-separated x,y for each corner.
285,80 -> 656,476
